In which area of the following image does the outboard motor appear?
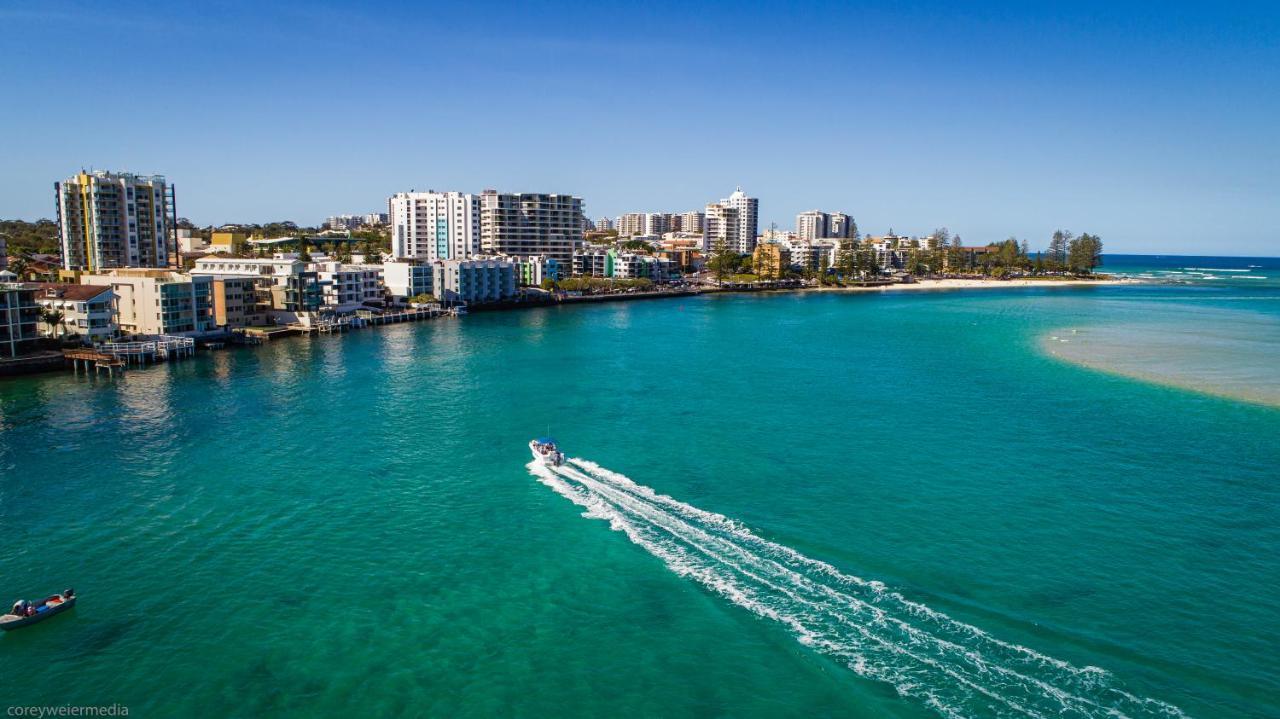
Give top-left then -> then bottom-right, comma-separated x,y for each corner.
63,588 -> 75,599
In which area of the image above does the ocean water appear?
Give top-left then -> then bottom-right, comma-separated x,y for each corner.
1,256 -> 1277,717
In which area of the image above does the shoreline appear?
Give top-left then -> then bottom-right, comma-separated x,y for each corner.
809,277 -> 1137,293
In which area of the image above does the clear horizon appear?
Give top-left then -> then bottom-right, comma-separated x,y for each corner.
1,1 -> 1277,255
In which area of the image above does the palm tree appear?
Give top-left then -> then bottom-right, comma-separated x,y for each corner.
8,254 -> 31,281
41,308 -> 65,341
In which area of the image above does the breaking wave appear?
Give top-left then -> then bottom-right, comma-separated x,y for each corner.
529,457 -> 1187,719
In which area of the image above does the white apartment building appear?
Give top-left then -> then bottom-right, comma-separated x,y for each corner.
479,191 -> 583,264
388,191 -> 481,261
796,210 -> 829,241
617,213 -> 646,237
594,217 -> 615,232
31,283 -> 118,343
56,171 -> 175,271
704,203 -> 740,253
644,213 -> 672,236
780,238 -> 839,271
383,261 -> 434,302
313,261 -> 383,312
80,269 -> 215,337
704,187 -> 758,254
678,211 -> 705,234
432,259 -> 517,304
189,257 -> 322,323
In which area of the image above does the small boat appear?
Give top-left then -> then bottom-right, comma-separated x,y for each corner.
1,589 -> 76,631
529,437 -> 565,467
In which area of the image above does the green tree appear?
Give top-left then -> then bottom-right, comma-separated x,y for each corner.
707,238 -> 740,284
298,239 -> 312,262
1046,230 -> 1072,270
1067,233 -> 1104,274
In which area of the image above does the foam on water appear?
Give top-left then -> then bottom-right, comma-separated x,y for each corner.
530,458 -> 1188,719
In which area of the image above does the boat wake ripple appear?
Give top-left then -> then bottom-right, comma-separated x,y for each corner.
529,458 -> 1187,719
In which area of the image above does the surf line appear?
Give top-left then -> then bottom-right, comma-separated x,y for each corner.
528,458 -> 1187,719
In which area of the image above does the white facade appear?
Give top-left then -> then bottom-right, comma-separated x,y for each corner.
389,191 -> 481,261
383,261 -> 434,301
796,210 -> 829,242
703,203 -> 740,253
705,187 -> 758,254
313,261 -> 383,312
643,213 -> 671,236
594,217 -> 615,232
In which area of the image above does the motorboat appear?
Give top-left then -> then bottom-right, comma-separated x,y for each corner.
1,589 -> 76,631
529,438 -> 565,467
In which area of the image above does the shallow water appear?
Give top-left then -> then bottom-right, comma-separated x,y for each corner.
1,256 -> 1277,718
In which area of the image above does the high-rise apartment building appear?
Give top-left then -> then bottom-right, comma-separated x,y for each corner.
479,191 -> 583,264
704,187 -> 758,253
618,213 -> 646,237
796,210 -> 829,241
827,213 -> 854,239
56,171 -> 175,271
644,213 -> 672,236
678,211 -> 705,235
388,191 -> 481,261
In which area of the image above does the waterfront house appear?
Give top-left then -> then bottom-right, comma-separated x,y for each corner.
29,283 -> 118,343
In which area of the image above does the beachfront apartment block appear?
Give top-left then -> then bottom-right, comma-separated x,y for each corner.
479,191 -> 584,264
313,261 -> 383,312
432,259 -> 516,304
30,283 -> 118,343
79,269 -> 215,337
572,249 -> 674,282
211,277 -> 268,329
190,257 -> 321,325
388,191 -> 481,261
383,261 -> 434,303
55,171 -> 175,272
0,283 -> 41,357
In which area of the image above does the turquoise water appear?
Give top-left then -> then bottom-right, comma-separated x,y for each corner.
2,257 -> 1278,717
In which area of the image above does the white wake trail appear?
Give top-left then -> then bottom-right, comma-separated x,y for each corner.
530,458 -> 1188,719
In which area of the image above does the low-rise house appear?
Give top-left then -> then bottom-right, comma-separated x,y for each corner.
432,259 -> 516,304
80,269 -> 216,337
29,283 -> 117,343
0,283 -> 40,357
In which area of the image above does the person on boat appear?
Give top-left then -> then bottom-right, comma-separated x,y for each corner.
63,588 -> 74,599
10,600 -> 22,616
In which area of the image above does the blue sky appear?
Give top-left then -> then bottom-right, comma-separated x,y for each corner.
1,0 -> 1277,254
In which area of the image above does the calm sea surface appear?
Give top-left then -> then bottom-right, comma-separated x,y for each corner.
1,255 -> 1277,717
